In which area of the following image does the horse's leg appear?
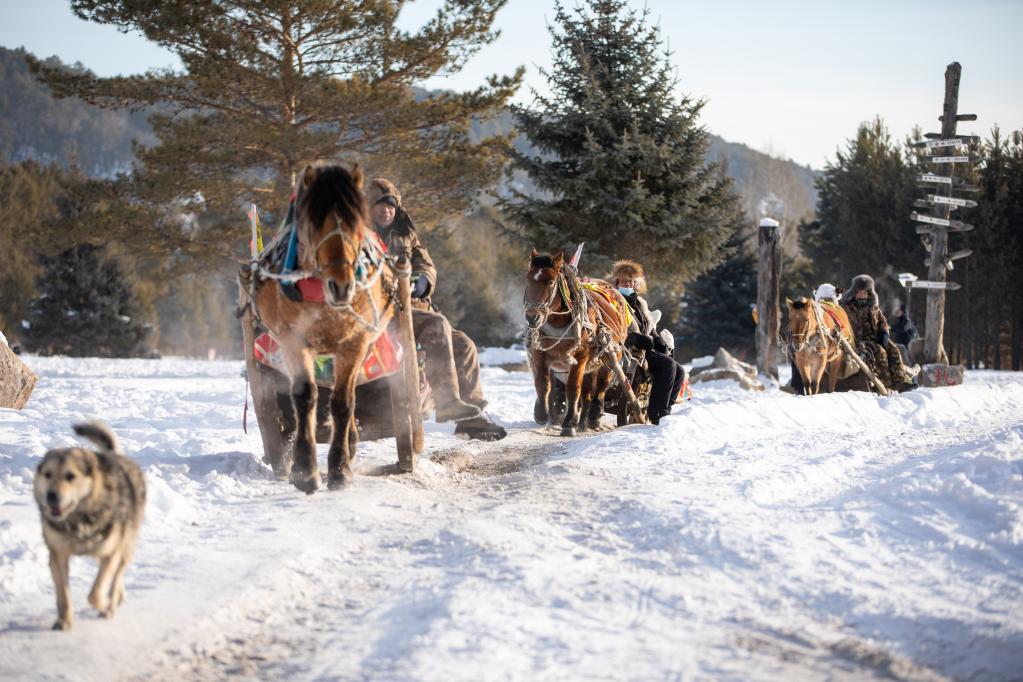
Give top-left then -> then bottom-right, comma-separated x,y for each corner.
587,367 -> 612,430
825,351 -> 843,393
530,349 -> 550,425
578,372 -> 593,432
813,353 -> 828,395
561,355 -> 586,437
285,346 -> 319,494
327,358 -> 360,490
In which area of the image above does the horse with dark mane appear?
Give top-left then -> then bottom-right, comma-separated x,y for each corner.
240,162 -> 398,493
786,296 -> 854,395
523,249 -> 631,436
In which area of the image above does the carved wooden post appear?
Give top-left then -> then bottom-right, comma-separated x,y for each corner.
756,217 -> 782,379
923,63 -> 961,364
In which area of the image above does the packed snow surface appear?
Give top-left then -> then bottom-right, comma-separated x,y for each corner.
1,354 -> 1021,681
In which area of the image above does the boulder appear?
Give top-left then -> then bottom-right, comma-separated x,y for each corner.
690,347 -> 765,391
0,340 -> 37,409
918,363 -> 965,388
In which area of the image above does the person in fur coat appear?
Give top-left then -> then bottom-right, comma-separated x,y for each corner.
840,274 -> 916,392
609,260 -> 686,424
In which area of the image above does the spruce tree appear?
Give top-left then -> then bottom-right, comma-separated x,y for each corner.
23,245 -> 148,357
675,228 -> 757,359
30,1 -> 522,233
500,0 -> 742,286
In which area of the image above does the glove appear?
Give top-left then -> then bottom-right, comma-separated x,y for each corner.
878,331 -> 890,347
626,331 -> 654,352
410,273 -> 430,299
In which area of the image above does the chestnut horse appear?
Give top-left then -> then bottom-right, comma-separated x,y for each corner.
240,162 -> 397,493
524,249 -> 631,436
786,296 -> 854,395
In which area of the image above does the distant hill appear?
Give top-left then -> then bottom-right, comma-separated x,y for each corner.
0,47 -> 153,177
2,46 -> 817,225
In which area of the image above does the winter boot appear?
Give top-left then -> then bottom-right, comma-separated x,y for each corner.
454,413 -> 508,441
435,400 -> 482,423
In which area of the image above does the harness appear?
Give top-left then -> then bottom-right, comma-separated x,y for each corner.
523,268 -> 627,358
244,214 -> 400,337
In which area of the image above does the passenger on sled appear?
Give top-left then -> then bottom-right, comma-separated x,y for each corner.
367,178 -> 507,440
839,274 -> 917,393
609,260 -> 686,425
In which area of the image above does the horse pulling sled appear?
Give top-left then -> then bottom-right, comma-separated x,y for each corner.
523,249 -> 646,436
238,162 -> 424,494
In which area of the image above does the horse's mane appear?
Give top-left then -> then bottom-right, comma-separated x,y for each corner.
299,165 -> 368,239
530,254 -> 556,269
790,297 -> 809,310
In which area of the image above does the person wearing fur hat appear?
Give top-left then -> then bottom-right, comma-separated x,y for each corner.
840,274 -> 916,392
367,178 -> 506,439
610,260 -> 686,424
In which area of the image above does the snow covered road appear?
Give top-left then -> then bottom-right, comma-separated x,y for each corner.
1,355 -> 1021,681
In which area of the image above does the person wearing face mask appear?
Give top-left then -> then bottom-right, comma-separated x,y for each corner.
609,260 -> 686,424
366,178 -> 507,439
839,274 -> 916,392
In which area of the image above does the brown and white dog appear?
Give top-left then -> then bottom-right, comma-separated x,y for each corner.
33,422 -> 146,630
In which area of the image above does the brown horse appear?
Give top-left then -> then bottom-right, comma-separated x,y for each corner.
524,249 -> 631,436
241,162 -> 397,493
786,297 -> 854,395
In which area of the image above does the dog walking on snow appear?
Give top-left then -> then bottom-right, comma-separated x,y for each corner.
33,422 -> 146,630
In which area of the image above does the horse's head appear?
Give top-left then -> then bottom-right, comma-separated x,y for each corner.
296,162 -> 368,308
786,296 -> 815,351
524,248 -> 565,329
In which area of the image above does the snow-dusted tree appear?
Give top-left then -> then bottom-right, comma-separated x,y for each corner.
24,245 -> 148,357
500,0 -> 742,286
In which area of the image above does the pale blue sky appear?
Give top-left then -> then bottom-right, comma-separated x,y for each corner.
2,0 -> 1021,168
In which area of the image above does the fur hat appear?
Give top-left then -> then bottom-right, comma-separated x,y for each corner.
608,259 -> 647,294
366,177 -> 401,208
840,274 -> 878,306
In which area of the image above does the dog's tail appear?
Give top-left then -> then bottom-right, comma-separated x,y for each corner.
73,421 -> 121,456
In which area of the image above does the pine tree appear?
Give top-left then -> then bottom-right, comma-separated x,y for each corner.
500,0 -> 742,287
799,117 -> 924,302
23,245 -> 148,357
30,0 -> 522,235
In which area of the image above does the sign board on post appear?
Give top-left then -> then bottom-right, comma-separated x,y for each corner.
913,136 -> 980,148
908,280 -> 962,290
924,154 -> 980,164
911,212 -> 974,231
923,194 -> 977,208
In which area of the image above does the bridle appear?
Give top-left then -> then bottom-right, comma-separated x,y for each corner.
523,269 -> 571,330
308,214 -> 393,333
788,310 -> 817,352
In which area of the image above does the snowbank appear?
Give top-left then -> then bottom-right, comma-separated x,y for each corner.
1,355 -> 1021,680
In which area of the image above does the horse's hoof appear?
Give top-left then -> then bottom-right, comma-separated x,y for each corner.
327,470 -> 353,490
290,472 -> 319,495
560,427 -> 576,437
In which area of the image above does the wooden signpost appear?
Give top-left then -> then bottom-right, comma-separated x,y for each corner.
907,62 -> 979,366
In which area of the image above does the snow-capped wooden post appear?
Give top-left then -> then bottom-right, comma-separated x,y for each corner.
756,217 -> 782,379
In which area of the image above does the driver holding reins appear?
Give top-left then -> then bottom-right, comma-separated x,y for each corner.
367,178 -> 507,440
